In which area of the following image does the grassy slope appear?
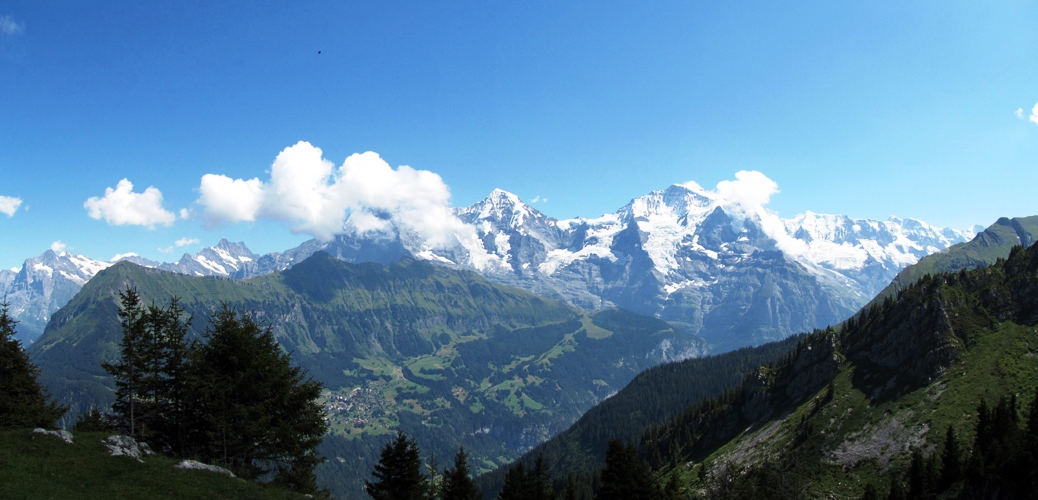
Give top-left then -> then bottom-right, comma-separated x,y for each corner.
0,429 -> 306,500
657,242 -> 1038,497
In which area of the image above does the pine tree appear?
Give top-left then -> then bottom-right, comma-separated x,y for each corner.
102,288 -> 148,438
189,304 -> 327,492
860,482 -> 879,500
939,425 -> 961,490
440,447 -> 481,500
366,432 -> 430,500
886,475 -> 907,500
596,440 -> 659,500
0,301 -> 66,428
498,455 -> 556,500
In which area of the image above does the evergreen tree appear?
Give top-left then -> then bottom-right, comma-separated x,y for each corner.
886,475 -> 906,500
102,288 -> 149,438
72,406 -> 116,432
938,425 -> 960,490
499,455 -> 556,500
189,304 -> 327,493
596,440 -> 658,500
0,301 -> 66,428
440,446 -> 481,500
366,432 -> 430,500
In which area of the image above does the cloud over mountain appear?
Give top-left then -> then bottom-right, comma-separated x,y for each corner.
197,141 -> 473,247
83,179 -> 177,228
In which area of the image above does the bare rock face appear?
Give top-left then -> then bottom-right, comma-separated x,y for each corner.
104,434 -> 154,462
32,427 -> 74,444
175,459 -> 236,478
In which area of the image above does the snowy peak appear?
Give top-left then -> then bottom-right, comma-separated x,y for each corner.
459,189 -> 541,230
18,250 -> 112,287
161,239 -> 258,277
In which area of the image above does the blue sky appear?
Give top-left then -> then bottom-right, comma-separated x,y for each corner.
1,1 -> 1036,270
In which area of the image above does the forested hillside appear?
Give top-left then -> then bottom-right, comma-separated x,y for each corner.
27,252 -> 704,498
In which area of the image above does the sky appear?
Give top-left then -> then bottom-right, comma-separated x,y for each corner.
1,1 -> 1037,270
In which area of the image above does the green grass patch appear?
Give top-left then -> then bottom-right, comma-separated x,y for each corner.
0,429 -> 306,500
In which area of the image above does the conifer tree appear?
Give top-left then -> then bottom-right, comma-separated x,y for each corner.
0,301 -> 66,428
102,288 -> 148,438
366,432 -> 430,500
886,475 -> 906,500
440,447 -> 481,500
939,425 -> 961,490
189,304 -> 327,492
596,440 -> 658,500
499,455 -> 556,500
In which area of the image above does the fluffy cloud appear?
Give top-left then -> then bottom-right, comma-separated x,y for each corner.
84,179 -> 177,228
197,174 -> 264,225
175,237 -> 200,247
0,195 -> 22,217
1030,103 -> 1038,126
0,15 -> 24,36
197,141 -> 473,247
50,241 -> 66,253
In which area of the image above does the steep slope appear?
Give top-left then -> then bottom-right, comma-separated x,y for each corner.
29,253 -> 704,498
869,215 -> 1038,305
475,333 -> 805,496
628,241 -> 1038,497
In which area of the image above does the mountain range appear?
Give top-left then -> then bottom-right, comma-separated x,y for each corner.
1,185 -> 976,350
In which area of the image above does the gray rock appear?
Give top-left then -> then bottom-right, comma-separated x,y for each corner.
32,427 -> 73,444
175,459 -> 236,478
104,434 -> 154,462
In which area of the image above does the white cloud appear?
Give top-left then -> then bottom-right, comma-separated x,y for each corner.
196,141 -> 474,247
0,195 -> 22,217
688,171 -> 808,257
1017,108 -> 1025,119
0,15 -> 24,36
197,174 -> 264,225
175,237 -> 200,247
50,241 -> 66,253
1030,103 -> 1038,126
84,179 -> 176,228
179,208 -> 190,219
531,196 -> 541,203
158,246 -> 174,253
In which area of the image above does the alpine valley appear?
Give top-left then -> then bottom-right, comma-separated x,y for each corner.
11,184 -> 997,499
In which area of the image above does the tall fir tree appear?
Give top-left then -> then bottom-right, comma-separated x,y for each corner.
0,301 -> 66,428
188,304 -> 327,493
366,432 -> 430,500
938,425 -> 961,490
102,288 -> 149,438
440,447 -> 481,500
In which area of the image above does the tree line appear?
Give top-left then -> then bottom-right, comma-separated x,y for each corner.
364,431 -> 684,500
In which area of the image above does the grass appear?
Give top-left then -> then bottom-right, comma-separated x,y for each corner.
0,429 -> 307,500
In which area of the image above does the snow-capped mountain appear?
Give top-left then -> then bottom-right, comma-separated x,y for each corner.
0,239 -> 265,343
157,239 -> 260,278
4,184 -> 974,351
0,250 -> 113,343
235,184 -> 971,350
